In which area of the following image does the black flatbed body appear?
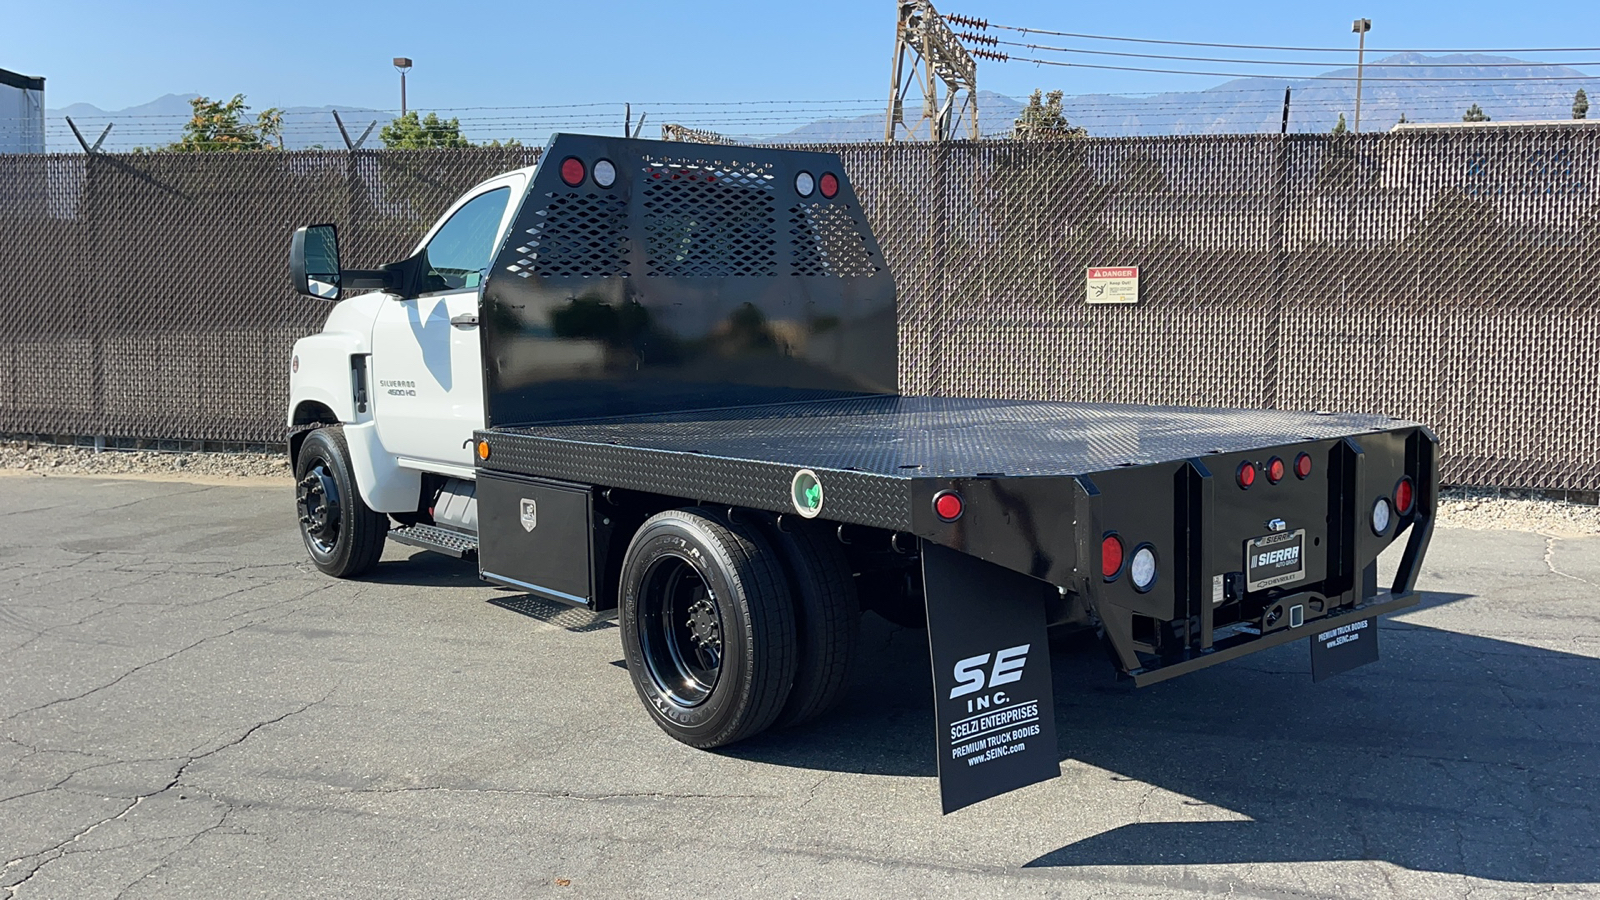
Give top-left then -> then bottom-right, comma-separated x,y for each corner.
478,393 -> 1432,627
480,394 -> 1409,531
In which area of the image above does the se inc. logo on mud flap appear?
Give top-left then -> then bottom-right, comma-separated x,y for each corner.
520,499 -> 537,532
949,644 -> 1030,709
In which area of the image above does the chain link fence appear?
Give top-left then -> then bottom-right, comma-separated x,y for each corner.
2,128 -> 1596,490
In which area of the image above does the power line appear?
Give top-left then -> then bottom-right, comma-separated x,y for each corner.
971,49 -> 1600,82
959,19 -> 1600,55
964,36 -> 1600,69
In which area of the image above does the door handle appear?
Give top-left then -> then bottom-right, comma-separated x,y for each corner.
450,313 -> 479,328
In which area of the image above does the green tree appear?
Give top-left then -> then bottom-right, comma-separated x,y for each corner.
379,111 -> 521,148
163,94 -> 282,152
1575,89 -> 1590,120
1012,90 -> 1087,140
1331,113 -> 1348,134
1463,103 -> 1491,122
380,111 -> 471,149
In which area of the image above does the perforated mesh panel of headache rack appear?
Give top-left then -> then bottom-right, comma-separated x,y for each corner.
1,129 -> 1597,490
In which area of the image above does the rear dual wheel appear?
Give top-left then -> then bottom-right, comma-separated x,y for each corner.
618,509 -> 859,748
620,509 -> 796,748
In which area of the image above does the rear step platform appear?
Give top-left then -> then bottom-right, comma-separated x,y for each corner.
389,524 -> 478,559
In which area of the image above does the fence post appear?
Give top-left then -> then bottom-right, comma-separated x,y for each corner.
1262,133 -> 1290,410
86,152 -> 106,437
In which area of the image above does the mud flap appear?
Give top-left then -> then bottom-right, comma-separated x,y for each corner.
1310,616 -> 1380,681
921,541 -> 1059,814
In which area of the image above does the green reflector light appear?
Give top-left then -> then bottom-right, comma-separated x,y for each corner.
791,469 -> 823,518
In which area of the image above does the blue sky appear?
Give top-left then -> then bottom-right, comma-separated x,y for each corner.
8,0 -> 1598,114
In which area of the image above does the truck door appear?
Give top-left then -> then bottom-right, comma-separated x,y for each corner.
371,183 -> 516,471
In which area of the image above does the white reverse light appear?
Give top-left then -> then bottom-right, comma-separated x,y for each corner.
795,171 -> 815,197
1372,497 -> 1392,534
1129,545 -> 1157,592
592,159 -> 617,188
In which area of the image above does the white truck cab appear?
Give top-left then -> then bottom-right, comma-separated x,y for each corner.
287,167 -> 530,517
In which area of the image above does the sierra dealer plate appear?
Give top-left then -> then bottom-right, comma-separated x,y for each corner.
1245,529 -> 1306,591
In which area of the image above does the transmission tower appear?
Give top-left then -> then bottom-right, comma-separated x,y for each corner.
884,0 -> 979,142
661,124 -> 737,145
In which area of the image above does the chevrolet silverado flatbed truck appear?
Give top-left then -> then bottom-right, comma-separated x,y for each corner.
286,134 -> 1436,812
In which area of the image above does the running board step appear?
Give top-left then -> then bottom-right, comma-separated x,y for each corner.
389,524 -> 478,560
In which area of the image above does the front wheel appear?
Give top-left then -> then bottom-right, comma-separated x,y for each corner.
294,426 -> 388,578
619,508 -> 797,748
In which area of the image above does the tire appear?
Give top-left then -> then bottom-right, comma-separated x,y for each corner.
618,508 -> 797,748
760,517 -> 859,728
294,426 -> 388,578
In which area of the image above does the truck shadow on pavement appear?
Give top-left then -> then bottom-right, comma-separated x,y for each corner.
736,590 -> 1600,883
362,551 -> 488,588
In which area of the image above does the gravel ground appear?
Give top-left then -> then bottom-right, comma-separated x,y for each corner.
0,442 -> 291,482
3,441 -> 1597,534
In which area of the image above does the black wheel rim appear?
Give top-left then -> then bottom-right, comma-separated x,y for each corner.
296,458 -> 342,557
638,554 -> 723,708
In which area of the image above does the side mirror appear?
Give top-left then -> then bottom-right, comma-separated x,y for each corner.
290,224 -> 342,301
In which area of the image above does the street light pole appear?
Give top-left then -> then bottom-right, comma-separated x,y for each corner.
393,57 -> 413,116
1351,19 -> 1371,133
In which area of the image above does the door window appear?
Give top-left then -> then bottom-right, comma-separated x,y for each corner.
421,186 -> 511,292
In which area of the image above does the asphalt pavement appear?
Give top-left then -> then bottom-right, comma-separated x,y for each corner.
2,473 -> 1597,899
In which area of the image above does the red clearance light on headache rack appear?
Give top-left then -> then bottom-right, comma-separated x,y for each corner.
1236,461 -> 1256,489
1102,533 -> 1125,580
933,490 -> 964,522
1395,476 -> 1416,516
560,157 -> 586,187
1295,452 -> 1313,479
819,172 -> 839,199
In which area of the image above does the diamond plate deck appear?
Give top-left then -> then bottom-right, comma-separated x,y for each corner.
488,395 -> 1407,479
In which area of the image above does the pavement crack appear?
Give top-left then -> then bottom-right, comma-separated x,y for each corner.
1542,535 -> 1600,591
2,587 -> 332,725
1,694 -> 330,898
109,805 -> 234,900
90,486 -> 219,514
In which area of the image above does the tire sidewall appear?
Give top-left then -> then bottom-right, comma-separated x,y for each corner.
620,518 -> 757,746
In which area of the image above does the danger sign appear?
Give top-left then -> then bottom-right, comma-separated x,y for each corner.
1086,267 -> 1139,305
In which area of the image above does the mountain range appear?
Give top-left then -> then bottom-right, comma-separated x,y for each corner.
43,54 -> 1599,151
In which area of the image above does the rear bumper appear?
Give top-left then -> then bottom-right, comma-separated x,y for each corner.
1125,587 -> 1418,687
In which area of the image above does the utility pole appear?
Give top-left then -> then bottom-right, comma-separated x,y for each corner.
885,0 -> 979,142
1351,19 -> 1371,133
393,57 -> 413,116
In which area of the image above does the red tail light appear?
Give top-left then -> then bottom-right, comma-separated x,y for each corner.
1395,477 -> 1415,515
819,172 -> 840,199
1102,534 -> 1125,580
1295,452 -> 1313,479
933,490 -> 964,522
1237,461 -> 1256,489
1267,457 -> 1286,484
